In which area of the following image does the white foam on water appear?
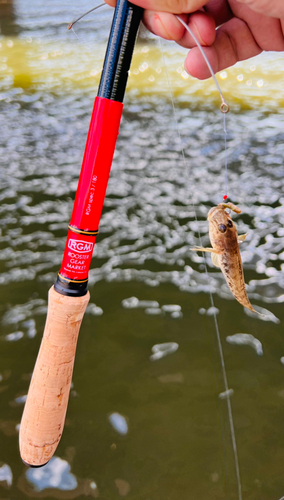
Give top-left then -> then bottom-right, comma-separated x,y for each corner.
26,456 -> 77,492
5,331 -> 24,342
145,307 -> 162,315
122,297 -> 159,309
86,303 -> 103,316
150,342 -> 179,361
0,464 -> 12,487
226,333 -> 263,356
108,413 -> 128,435
219,389 -> 234,400
162,304 -> 181,313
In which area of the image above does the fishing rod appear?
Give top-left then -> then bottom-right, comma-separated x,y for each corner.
19,0 -> 143,468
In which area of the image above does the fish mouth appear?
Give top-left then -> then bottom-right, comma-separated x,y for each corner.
207,206 -> 223,220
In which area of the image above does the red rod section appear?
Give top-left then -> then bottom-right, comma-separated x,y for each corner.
58,97 -> 123,287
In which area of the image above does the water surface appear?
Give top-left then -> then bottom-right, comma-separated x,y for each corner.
1,2 -> 284,499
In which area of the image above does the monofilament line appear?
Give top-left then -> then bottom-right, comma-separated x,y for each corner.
68,3 -> 106,52
176,15 -> 230,201
175,16 -> 229,114
68,4 -> 105,30
209,294 -> 243,500
159,37 -> 242,500
223,113 -> 228,200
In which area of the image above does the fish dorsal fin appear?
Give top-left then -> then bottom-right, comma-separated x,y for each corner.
211,253 -> 221,268
238,233 -> 249,243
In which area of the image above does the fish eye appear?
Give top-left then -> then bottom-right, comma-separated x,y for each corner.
218,224 -> 227,233
227,219 -> 233,228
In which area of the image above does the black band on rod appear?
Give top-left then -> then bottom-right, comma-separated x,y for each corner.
55,274 -> 89,297
68,225 -> 99,236
98,0 -> 143,102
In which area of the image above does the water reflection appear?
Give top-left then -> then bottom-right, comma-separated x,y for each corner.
0,0 -> 18,37
122,296 -> 159,309
158,373 -> 184,383
86,303 -> 103,316
26,457 -> 77,492
0,419 -> 19,436
20,456 -> 99,498
219,388 -> 234,399
145,306 -> 162,315
0,91 -> 283,497
226,333 -> 263,356
109,412 -> 128,435
1,94 -> 284,306
122,296 -> 184,317
199,306 -> 219,316
4,331 -> 23,341
244,305 -> 280,323
114,478 -> 131,497
22,318 -> 37,338
0,463 -> 12,487
150,342 -> 179,361
2,299 -> 46,326
13,394 -> 27,405
161,304 -> 181,313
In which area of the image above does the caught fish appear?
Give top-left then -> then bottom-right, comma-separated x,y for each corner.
191,202 -> 258,314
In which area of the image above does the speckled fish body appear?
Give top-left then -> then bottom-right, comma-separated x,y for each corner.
207,204 -> 256,313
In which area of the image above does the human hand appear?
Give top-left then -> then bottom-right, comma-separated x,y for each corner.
104,0 -> 284,79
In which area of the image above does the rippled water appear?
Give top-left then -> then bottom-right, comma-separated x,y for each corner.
1,1 -> 284,500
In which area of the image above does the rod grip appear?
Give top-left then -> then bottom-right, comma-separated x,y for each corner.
19,285 -> 90,467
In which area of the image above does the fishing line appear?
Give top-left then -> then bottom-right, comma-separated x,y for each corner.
68,3 -> 106,51
223,112 -> 228,200
68,4 -> 105,31
159,32 -> 243,500
175,16 -> 229,114
69,25 -> 90,47
176,16 -> 230,202
158,39 -> 229,496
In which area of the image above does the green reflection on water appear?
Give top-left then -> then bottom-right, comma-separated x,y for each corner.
1,277 -> 284,499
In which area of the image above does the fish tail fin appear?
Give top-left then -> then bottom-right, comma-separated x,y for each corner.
255,310 -> 266,318
249,305 -> 265,318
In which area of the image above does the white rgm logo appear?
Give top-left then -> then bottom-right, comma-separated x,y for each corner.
68,239 -> 94,253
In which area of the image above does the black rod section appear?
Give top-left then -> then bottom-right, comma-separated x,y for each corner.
98,0 -> 143,102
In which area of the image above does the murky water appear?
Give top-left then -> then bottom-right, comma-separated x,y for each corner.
1,1 -> 284,499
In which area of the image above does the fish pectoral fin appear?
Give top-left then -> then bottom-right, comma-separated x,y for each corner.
190,246 -> 219,254
238,233 -> 249,243
211,253 -> 221,268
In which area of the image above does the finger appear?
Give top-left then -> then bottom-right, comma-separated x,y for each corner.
143,11 -> 188,40
204,0 -> 284,31
203,0 -> 233,26
143,10 -> 215,45
229,1 -> 284,51
184,17 -> 262,79
235,0 -> 284,18
105,0 -> 209,13
178,11 -> 216,47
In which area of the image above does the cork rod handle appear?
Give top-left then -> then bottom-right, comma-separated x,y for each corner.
19,286 -> 90,467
